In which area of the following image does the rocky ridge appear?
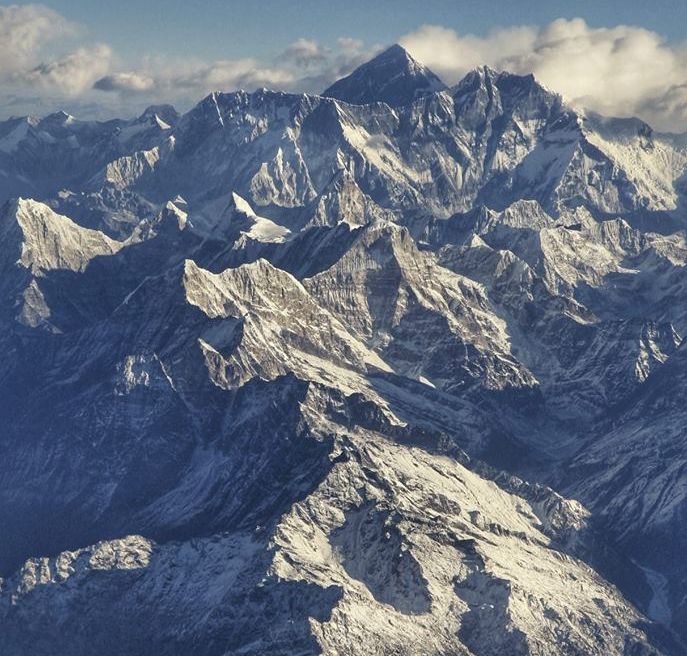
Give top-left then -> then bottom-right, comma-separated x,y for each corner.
0,45 -> 686,654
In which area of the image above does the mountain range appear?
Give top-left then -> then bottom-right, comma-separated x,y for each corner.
2,44 -> 687,654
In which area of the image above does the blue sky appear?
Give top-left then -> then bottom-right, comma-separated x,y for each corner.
1,1 -> 687,130
17,0 -> 687,63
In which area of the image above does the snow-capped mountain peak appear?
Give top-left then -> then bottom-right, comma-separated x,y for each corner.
2,44 -> 687,656
322,43 -> 448,107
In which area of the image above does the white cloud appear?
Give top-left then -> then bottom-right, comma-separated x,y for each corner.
400,19 -> 687,131
199,59 -> 296,90
4,9 -> 687,132
639,85 -> 687,132
92,38 -> 377,104
93,71 -> 156,94
281,38 -> 329,68
337,37 -> 364,55
0,4 -> 112,99
0,4 -> 77,76
93,58 -> 298,99
21,44 -> 112,95
400,24 -> 535,81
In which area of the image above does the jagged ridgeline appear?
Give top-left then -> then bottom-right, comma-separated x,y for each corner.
1,45 -> 687,655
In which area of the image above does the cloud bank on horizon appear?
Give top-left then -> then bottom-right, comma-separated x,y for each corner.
1,3 -> 687,132
400,20 -> 687,132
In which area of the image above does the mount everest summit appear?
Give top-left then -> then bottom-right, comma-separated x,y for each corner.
1,44 -> 687,654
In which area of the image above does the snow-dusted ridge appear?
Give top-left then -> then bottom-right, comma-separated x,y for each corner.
1,44 -> 687,655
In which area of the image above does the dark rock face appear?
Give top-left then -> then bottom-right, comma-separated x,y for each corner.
323,44 -> 448,107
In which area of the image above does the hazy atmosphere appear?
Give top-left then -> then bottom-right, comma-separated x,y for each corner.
3,2 -> 687,654
3,0 -> 687,130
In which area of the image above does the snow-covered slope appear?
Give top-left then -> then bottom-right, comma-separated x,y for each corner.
1,198 -> 122,274
0,380 -> 673,655
1,45 -> 687,655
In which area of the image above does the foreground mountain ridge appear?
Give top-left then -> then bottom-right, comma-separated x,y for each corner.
1,45 -> 687,654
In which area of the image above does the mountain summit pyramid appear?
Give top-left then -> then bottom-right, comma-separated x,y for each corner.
322,43 -> 448,106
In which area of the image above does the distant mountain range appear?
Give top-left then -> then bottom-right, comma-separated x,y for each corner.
1,44 -> 687,655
